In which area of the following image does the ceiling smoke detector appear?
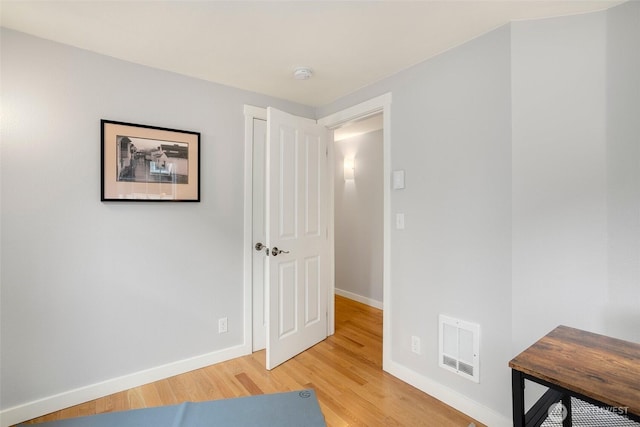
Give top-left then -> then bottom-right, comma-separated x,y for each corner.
293,67 -> 313,80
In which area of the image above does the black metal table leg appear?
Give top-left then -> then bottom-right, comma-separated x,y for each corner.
512,369 -> 526,427
562,394 -> 572,426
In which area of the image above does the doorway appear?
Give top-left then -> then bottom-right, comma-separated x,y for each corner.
243,93 -> 392,370
333,114 -> 384,310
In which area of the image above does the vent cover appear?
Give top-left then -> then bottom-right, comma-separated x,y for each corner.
443,355 -> 457,369
438,315 -> 480,383
458,361 -> 474,377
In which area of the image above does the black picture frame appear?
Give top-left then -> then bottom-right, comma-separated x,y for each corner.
101,120 -> 200,202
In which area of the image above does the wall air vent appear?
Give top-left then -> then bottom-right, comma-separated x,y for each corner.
438,315 -> 480,383
442,354 -> 457,369
458,361 -> 474,377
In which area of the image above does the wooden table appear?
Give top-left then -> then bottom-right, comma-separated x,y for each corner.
509,325 -> 640,427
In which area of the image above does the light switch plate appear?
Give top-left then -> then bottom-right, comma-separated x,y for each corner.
393,170 -> 405,189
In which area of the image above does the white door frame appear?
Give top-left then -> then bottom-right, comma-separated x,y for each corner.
243,93 -> 392,369
243,105 -> 267,353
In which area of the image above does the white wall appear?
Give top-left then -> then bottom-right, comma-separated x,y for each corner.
334,129 -> 383,306
318,2 -> 640,424
0,28 -> 313,424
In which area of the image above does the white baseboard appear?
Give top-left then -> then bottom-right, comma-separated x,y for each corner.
386,360 -> 511,427
335,288 -> 383,310
0,344 -> 251,427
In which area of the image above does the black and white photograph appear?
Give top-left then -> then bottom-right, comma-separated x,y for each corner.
101,120 -> 200,201
116,136 -> 189,184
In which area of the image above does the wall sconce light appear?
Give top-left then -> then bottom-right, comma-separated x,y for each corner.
344,157 -> 355,180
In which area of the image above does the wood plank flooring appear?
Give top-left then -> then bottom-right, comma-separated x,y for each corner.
20,296 -> 483,426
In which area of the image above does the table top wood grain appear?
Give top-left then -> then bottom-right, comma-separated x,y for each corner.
509,325 -> 640,417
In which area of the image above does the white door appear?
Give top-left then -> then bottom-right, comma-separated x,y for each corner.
265,107 -> 329,370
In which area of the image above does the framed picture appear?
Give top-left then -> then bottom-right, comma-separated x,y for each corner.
101,120 -> 200,202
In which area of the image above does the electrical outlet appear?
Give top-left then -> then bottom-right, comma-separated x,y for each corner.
411,335 -> 421,354
218,317 -> 228,333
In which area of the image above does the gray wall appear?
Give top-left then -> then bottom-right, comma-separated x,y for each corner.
511,10 -> 608,354
605,0 -> 640,342
0,28 -> 312,412
510,10 -> 608,408
324,23 -> 514,418
334,129 -> 384,305
388,24 -> 513,416
318,1 -> 640,422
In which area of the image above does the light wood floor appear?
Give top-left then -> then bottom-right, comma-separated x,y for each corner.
21,296 -> 483,426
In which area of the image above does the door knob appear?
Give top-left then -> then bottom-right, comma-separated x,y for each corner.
271,247 -> 290,256
255,242 -> 270,255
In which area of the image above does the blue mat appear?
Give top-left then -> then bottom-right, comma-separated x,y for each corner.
24,390 -> 326,426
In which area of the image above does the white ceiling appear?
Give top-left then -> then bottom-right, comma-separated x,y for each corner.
0,1 -> 623,107
334,113 -> 383,141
